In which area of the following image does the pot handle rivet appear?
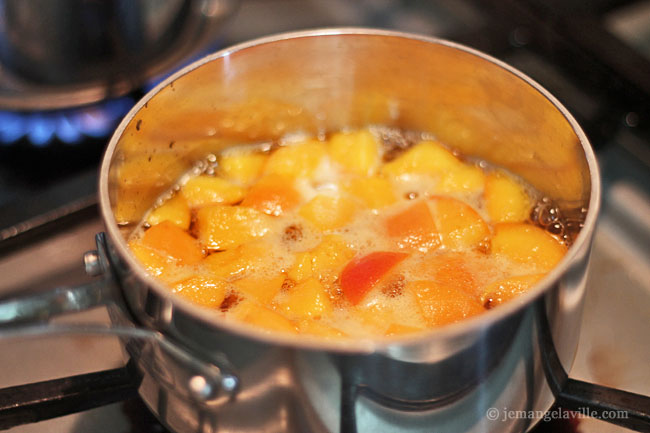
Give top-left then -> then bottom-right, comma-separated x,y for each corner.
84,250 -> 103,277
188,375 -> 215,401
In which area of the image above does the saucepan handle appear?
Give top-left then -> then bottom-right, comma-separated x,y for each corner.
537,301 -> 650,432
0,233 -> 240,429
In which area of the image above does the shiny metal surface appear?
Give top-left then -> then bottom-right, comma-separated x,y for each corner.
96,29 -> 603,432
0,0 -> 238,110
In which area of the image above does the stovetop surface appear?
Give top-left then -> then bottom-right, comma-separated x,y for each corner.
0,0 -> 649,432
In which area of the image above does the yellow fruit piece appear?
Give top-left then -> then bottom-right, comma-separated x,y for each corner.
430,196 -> 490,250
310,235 -> 355,283
234,300 -> 297,334
279,278 -> 333,319
328,129 -> 380,175
436,163 -> 486,195
218,151 -> 266,185
492,223 -> 566,271
385,323 -> 425,337
409,280 -> 485,327
287,251 -> 313,283
196,205 -> 273,250
480,274 -> 545,308
264,140 -> 326,178
355,302 -> 398,334
345,177 -> 397,209
233,274 -> 285,304
146,194 -> 191,230
141,221 -> 204,265
128,240 -> 177,278
299,194 -> 357,231
181,175 -> 245,207
128,240 -> 193,285
202,242 -> 270,279
173,276 -> 228,308
298,319 -> 346,338
485,172 -> 532,223
381,140 -> 460,177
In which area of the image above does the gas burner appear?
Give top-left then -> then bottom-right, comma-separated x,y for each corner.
0,97 -> 134,147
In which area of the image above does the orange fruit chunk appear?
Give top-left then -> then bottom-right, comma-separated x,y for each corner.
278,278 -> 333,319
484,172 -> 532,222
241,174 -> 301,216
345,177 -> 396,209
173,276 -> 228,308
328,129 -> 380,176
299,194 -> 357,231
430,196 -> 490,250
409,280 -> 484,326
181,175 -> 246,207
480,274 -> 545,308
385,200 -> 440,252
145,194 -> 191,230
385,323 -> 424,336
196,205 -> 273,250
233,274 -> 286,304
492,223 -> 566,271
141,221 -> 204,265
218,151 -> 266,185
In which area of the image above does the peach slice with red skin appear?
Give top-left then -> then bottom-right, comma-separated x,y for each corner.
385,200 -> 440,252
429,196 -> 490,250
340,251 -> 409,305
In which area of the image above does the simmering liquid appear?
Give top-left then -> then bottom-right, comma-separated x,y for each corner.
127,127 -> 568,339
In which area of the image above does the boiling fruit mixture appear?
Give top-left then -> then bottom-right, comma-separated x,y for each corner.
127,128 -> 569,338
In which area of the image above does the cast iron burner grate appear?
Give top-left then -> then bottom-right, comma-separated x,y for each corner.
0,364 -> 584,433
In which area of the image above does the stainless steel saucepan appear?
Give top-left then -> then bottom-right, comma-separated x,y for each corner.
1,29 -> 649,433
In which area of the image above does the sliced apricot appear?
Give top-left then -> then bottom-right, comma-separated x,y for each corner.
128,240 -> 178,278
386,200 -> 440,252
146,194 -> 191,230
233,274 -> 285,304
485,172 -> 532,223
340,251 -> 409,305
196,205 -> 273,250
181,175 -> 245,207
141,221 -> 204,264
299,194 -> 357,231
385,323 -> 425,336
297,319 -> 346,338
430,196 -> 490,250
381,140 -> 460,177
480,274 -> 545,308
279,278 -> 333,319
328,129 -> 380,175
492,223 -> 566,271
345,177 -> 397,209
419,252 -> 478,295
173,276 -> 228,308
218,151 -> 266,185
287,251 -> 313,283
234,300 -> 297,334
310,235 -> 356,283
202,242 -> 271,279
409,280 -> 485,326
436,163 -> 485,195
240,174 -> 301,216
264,140 -> 326,178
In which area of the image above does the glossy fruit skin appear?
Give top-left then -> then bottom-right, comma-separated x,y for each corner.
340,251 -> 409,305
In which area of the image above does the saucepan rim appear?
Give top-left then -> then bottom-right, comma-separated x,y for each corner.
99,27 -> 601,354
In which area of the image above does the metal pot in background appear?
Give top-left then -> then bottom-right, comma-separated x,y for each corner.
0,0 -> 238,110
0,29 -> 649,433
